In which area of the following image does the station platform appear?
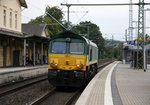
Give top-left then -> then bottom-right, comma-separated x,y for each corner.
0,65 -> 47,84
0,65 -> 47,74
76,61 -> 150,105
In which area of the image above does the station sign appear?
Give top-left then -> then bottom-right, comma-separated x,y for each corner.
146,36 -> 150,41
138,36 -> 143,41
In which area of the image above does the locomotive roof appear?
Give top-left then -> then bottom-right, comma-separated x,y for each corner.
84,37 -> 97,48
51,31 -> 98,48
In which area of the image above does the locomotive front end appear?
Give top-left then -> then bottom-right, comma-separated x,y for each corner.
48,54 -> 87,87
48,32 -> 88,87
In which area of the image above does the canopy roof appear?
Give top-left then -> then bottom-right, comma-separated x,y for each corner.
19,0 -> 27,8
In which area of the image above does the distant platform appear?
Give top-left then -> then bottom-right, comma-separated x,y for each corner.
0,65 -> 47,84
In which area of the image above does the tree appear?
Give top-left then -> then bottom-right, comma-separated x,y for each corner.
103,39 -> 122,59
29,16 -> 43,23
46,6 -> 63,22
28,6 -> 64,36
71,21 -> 105,59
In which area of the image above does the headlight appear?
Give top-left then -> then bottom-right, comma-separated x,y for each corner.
76,64 -> 84,69
50,63 -> 58,68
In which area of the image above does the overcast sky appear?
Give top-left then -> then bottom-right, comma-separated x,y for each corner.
22,0 -> 150,41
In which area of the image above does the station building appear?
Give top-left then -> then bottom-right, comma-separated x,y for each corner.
0,0 -> 50,67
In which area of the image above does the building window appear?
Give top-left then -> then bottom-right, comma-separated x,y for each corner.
3,9 -> 6,27
15,14 -> 17,29
10,12 -> 12,28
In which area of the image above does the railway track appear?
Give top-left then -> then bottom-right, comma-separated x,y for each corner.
29,60 -> 113,105
0,60 -> 113,105
30,87 -> 81,105
30,88 -> 56,105
0,75 -> 47,98
98,59 -> 114,70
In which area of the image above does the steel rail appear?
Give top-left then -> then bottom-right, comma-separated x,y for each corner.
98,59 -> 114,69
0,74 -> 47,88
30,88 -> 80,105
64,90 -> 81,105
29,88 -> 56,105
0,76 -> 47,98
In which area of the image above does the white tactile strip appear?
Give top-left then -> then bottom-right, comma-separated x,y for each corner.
116,64 -> 150,105
111,63 -> 123,105
75,61 -> 119,105
104,61 -> 119,105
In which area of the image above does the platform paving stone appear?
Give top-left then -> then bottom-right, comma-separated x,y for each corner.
116,64 -> 150,105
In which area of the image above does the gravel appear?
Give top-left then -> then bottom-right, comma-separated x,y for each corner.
0,80 -> 53,105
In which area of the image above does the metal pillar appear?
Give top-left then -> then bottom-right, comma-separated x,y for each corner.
67,4 -> 71,30
125,29 -> 128,42
143,10 -> 146,71
23,39 -> 26,66
33,42 -> 35,66
129,0 -> 133,41
129,0 -> 135,68
112,35 -> 114,58
137,0 -> 145,69
41,42 -> 43,65
122,48 -> 125,64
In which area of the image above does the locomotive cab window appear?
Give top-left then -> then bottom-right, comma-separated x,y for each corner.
70,42 -> 84,54
69,39 -> 85,54
50,38 -> 85,54
51,41 -> 66,53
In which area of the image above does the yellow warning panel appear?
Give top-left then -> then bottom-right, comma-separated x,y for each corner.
147,36 -> 150,41
138,36 -> 143,41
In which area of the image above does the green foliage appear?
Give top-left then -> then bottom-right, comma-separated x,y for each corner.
102,42 -> 121,60
28,6 -> 64,36
72,21 -> 102,39
71,21 -> 104,59
46,6 -> 64,22
29,16 -> 43,23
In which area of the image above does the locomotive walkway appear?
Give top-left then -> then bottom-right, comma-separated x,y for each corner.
76,61 -> 150,105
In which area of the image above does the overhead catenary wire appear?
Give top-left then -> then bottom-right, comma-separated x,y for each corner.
63,0 -> 90,26
22,1 -> 45,22
22,1 -> 68,30
26,2 -> 44,12
63,0 -> 81,24
23,1 -> 62,22
70,11 -> 88,30
45,11 -> 68,30
23,0 -> 90,30
61,3 -> 150,6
